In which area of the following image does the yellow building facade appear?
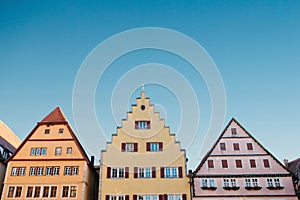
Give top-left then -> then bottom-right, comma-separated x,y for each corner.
1,107 -> 97,200
99,92 -> 190,200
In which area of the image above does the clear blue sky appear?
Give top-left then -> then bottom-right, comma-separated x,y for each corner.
0,0 -> 299,169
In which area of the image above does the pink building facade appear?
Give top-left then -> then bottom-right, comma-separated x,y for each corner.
191,118 -> 297,199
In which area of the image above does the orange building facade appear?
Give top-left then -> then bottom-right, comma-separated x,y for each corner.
1,107 -> 97,200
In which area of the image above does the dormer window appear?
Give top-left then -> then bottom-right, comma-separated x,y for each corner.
135,121 -> 150,129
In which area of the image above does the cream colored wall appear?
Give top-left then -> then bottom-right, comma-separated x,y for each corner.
100,92 -> 190,200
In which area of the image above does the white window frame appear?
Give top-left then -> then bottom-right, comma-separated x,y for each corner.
37,167 -> 44,176
223,179 -> 230,187
55,147 -> 62,156
109,195 -> 126,200
125,143 -> 135,152
164,167 -> 178,178
61,185 -> 77,198
167,194 -> 181,200
138,195 -> 158,200
111,167 -> 125,178
137,167 -> 152,178
30,167 -> 37,176
138,121 -> 147,129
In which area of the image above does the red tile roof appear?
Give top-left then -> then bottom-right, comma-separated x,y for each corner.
41,106 -> 67,123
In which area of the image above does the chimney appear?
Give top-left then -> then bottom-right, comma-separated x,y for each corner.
91,156 -> 95,166
283,159 -> 289,167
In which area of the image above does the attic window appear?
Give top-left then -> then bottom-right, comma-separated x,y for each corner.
141,105 -> 146,110
58,128 -> 64,134
45,129 -> 50,134
135,121 -> 150,129
231,128 -> 237,136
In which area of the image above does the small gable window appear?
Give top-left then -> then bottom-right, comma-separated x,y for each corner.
250,159 -> 256,168
135,121 -> 150,130
220,143 -> 226,151
231,128 -> 237,136
208,160 -> 214,168
67,147 -> 72,154
45,129 -> 50,134
55,147 -> 62,156
221,160 -> 228,168
247,143 -> 253,150
58,128 -> 64,134
263,159 -> 270,168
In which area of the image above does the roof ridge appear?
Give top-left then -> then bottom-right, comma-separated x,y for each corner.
40,106 -> 67,123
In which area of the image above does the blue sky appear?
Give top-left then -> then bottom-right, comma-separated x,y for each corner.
0,0 -> 299,169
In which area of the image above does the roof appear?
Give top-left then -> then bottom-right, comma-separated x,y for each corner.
0,120 -> 21,148
0,136 -> 16,153
40,106 -> 67,123
7,107 -> 93,168
288,158 -> 300,177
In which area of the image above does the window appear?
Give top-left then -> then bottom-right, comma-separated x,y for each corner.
247,143 -> 253,150
11,167 -> 19,176
167,195 -> 181,200
267,179 -> 273,187
27,186 -> 33,197
201,179 -> 208,187
146,142 -> 163,152
30,167 -> 37,176
55,147 -> 62,156
46,167 -> 52,176
137,167 -> 151,178
209,179 -> 216,187
223,179 -> 230,187
245,179 -> 251,187
207,160 -> 214,168
230,179 -> 237,187
36,148 -> 41,155
45,129 -> 50,134
62,186 -> 69,197
70,186 -> 77,197
67,147 -> 72,154
50,186 -> 57,197
122,143 -> 138,152
34,186 -> 41,197
135,121 -> 150,129
221,160 -> 228,168
274,178 -> 281,187
41,148 -> 47,155
233,143 -> 240,150
7,186 -> 14,197
220,143 -> 226,151
250,159 -> 256,168
53,167 -> 60,175
235,160 -> 242,168
72,167 -> 79,175
14,186 -> 22,197
59,128 -> 64,134
108,195 -> 126,200
164,167 -> 179,178
30,147 -> 46,156
263,159 -> 270,168
43,186 -> 49,197
109,167 -> 126,178
61,186 -> 77,198
31,148 -> 35,156
252,179 -> 258,187
231,128 -> 237,136
37,167 -> 44,176
64,167 -> 71,175
137,195 -> 158,200
200,179 -> 217,190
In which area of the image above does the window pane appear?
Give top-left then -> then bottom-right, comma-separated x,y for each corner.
247,143 -> 253,150
220,143 -> 226,150
8,186 -> 14,197
41,148 -> 47,155
34,186 -> 41,197
27,186 -> 33,197
43,186 -> 49,197
55,147 -> 62,156
50,186 -> 57,197
208,160 -> 214,168
15,187 -> 22,197
263,159 -> 270,168
62,186 -> 69,197
221,160 -> 228,168
70,186 -> 77,197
